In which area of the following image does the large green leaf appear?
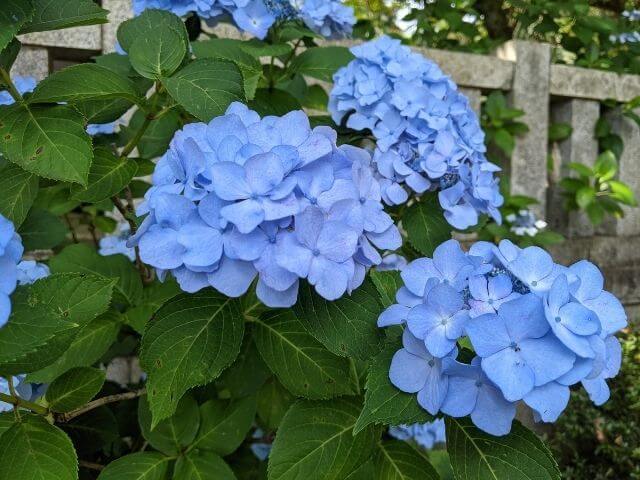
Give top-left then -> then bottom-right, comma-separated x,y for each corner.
123,279 -> 181,334
140,290 -> 244,426
374,440 -> 439,480
138,394 -> 200,456
50,243 -> 143,306
45,366 -> 105,412
445,417 -> 561,479
250,88 -> 301,117
404,194 -> 451,256
0,103 -> 93,186
268,398 -> 377,480
29,64 -> 142,105
354,342 -> 431,434
0,273 -> 115,375
289,47 -> 354,82
19,0 -> 108,33
0,412 -> 15,437
0,162 -> 38,226
70,148 -> 138,203
217,332 -> 270,398
97,452 -> 170,480
0,0 -> 34,52
253,310 -> 357,399
191,396 -> 256,456
256,377 -> 294,430
28,310 -> 121,383
369,270 -> 403,309
0,38 -> 22,71
0,416 -> 77,480
293,280 -> 383,361
174,450 -> 236,480
117,8 -> 188,52
163,58 -> 245,122
18,208 -> 67,250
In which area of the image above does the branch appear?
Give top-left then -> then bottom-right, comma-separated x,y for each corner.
56,388 -> 146,423
79,461 -> 105,471
0,68 -> 24,103
0,392 -> 48,416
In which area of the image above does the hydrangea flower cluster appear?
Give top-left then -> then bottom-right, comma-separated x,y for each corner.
329,36 -> 503,230
389,419 -> 446,449
623,9 -> 640,22
0,214 -> 51,327
0,75 -> 36,105
505,209 -> 548,237
132,0 -> 354,39
379,239 -> 627,436
130,102 -> 400,307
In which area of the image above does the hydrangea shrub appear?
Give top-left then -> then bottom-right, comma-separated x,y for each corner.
0,2 -> 629,479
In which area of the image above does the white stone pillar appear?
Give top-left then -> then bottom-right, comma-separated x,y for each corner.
102,0 -> 133,53
10,46 -> 49,81
460,87 -> 482,117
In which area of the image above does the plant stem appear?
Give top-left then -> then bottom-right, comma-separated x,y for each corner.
57,388 -> 146,423
0,68 -> 24,103
0,392 -> 49,416
121,115 -> 152,158
79,461 -> 105,471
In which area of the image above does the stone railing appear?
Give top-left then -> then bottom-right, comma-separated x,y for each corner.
9,1 -> 640,317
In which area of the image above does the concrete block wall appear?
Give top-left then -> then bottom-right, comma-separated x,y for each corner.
8,1 -> 640,315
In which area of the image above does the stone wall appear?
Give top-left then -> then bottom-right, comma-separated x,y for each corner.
10,0 -> 640,317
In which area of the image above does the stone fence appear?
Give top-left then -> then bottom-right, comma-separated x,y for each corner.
9,0 -> 640,318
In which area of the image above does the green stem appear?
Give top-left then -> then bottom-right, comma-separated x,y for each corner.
0,68 -> 24,103
0,392 -> 48,415
121,115 -> 153,158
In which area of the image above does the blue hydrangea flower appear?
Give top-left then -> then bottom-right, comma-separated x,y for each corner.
0,76 -> 36,105
297,0 -> 355,39
87,122 -> 117,136
379,238 -> 627,436
0,214 -> 24,328
16,261 -> 50,285
0,375 -> 47,412
376,253 -> 407,271
132,102 -> 400,307
99,222 -> 137,262
329,36 -> 503,229
388,419 -> 446,449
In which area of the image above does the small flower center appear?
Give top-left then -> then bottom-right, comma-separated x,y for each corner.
312,248 -> 320,257
359,196 -> 366,204
488,299 -> 494,305
309,196 -> 317,205
509,341 -> 520,352
428,359 -> 435,367
531,280 -> 538,287
555,316 -> 562,323
269,236 -> 277,244
440,318 -> 448,326
475,380 -> 483,388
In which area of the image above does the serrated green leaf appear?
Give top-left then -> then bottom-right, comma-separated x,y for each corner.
0,162 -> 38,226
138,393 -> 200,456
289,47 -> 354,82
268,398 -> 377,480
29,64 -> 142,105
175,450 -> 236,480
45,366 -> 105,412
0,273 -> 115,375
257,377 -> 294,430
123,279 -> 181,334
117,8 -> 188,53
253,310 -> 357,399
163,58 -> 245,122
217,332 -> 270,398
445,417 -> 561,480
28,310 -> 121,383
97,452 -> 170,480
404,194 -> 451,255
19,0 -> 108,33
354,342 -> 431,434
0,0 -> 34,52
374,440 -> 440,480
293,280 -> 383,361
75,97 -> 133,125
369,270 -> 402,309
240,40 -> 292,57
70,148 -> 138,203
0,415 -> 77,480
191,395 -> 256,456
0,103 -> 93,186
18,208 -> 67,250
249,88 -> 301,117
0,412 -> 15,437
140,290 -> 244,426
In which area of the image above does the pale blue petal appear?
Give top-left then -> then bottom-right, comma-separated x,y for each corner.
389,349 -> 428,393
482,348 -> 535,401
207,257 -> 256,297
524,382 -> 570,423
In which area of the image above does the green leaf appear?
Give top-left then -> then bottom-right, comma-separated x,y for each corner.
164,58 -> 245,122
445,417 -> 561,479
217,332 -> 270,398
253,310 -> 357,399
0,412 -> 15,437
138,393 -> 200,456
548,122 -> 572,142
369,270 -> 402,309
97,452 -> 170,480
257,377 -> 294,430
609,180 -> 637,206
75,97 -> 133,125
191,395 -> 257,455
117,8 -> 188,52
0,162 -> 38,226
289,47 -> 354,82
45,366 -> 105,412
28,310 -> 121,384
268,398 -> 377,480
354,342 -> 431,434
124,279 -> 181,334
0,415 -> 77,480
50,243 -> 143,306
593,151 -> 617,181
0,103 -> 93,186
249,88 -> 301,117
576,186 -> 596,209
70,148 -> 138,203
140,290 -> 244,426
568,162 -> 594,178
302,85 -> 328,111
0,273 -> 115,375
18,208 -> 67,250
374,440 -> 440,480
192,39 -> 263,100
0,38 -> 22,71
404,194 -> 451,255
595,117 -> 610,138
29,64 -> 142,105
123,108 -> 182,159
63,406 -> 119,456
174,450 -> 236,480
278,22 -> 321,41
0,0 -> 34,52
492,128 -> 515,156
293,280 -> 383,361
240,40 -> 292,57
586,202 -> 605,225
19,0 -> 107,34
